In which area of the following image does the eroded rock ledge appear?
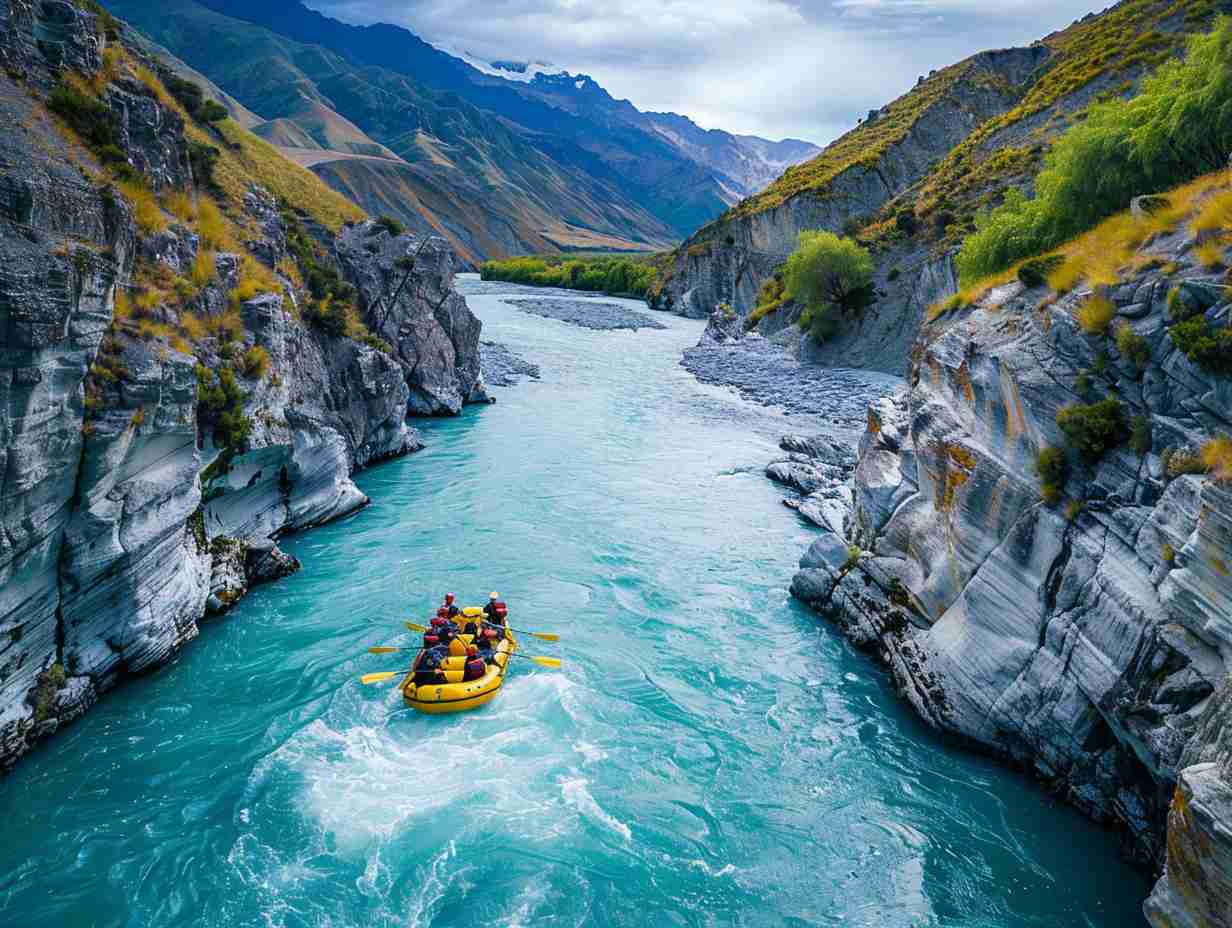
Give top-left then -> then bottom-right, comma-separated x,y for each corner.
773,241 -> 1231,923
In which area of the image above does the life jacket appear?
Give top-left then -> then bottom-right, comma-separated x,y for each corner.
413,647 -> 445,686
462,657 -> 486,681
423,634 -> 439,647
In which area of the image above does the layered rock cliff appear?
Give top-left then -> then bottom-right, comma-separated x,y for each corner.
779,210 -> 1232,921
0,0 -> 483,770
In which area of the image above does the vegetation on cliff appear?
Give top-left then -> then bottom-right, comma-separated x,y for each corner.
782,232 -> 873,343
479,254 -> 661,298
956,17 -> 1232,284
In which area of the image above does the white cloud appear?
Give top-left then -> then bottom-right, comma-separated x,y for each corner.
306,0 -> 1107,144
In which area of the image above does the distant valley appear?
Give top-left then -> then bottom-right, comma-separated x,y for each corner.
107,0 -> 819,264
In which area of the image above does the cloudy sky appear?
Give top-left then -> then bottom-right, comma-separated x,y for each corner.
306,0 -> 1107,145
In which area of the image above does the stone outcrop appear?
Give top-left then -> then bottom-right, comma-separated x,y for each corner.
0,0 -> 484,770
780,219 -> 1232,918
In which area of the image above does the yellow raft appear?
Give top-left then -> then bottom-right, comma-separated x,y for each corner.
400,608 -> 517,714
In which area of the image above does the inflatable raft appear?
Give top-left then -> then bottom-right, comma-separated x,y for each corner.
400,612 -> 517,714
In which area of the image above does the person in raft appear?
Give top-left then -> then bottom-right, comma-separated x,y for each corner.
442,593 -> 461,619
462,645 -> 486,681
483,592 -> 506,626
413,644 -> 449,686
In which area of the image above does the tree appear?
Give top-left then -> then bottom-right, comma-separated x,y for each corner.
783,230 -> 874,315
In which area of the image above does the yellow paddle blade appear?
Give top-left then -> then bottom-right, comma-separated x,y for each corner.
368,646 -> 401,654
530,656 -> 562,669
405,621 -> 428,633
360,671 -> 402,685
530,632 -> 560,642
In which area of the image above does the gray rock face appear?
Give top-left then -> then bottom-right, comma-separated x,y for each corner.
0,1 -> 483,770
336,223 -> 483,415
785,227 -> 1232,911
1145,677 -> 1232,928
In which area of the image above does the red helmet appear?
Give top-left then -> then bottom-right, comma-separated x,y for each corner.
430,617 -> 444,627
445,593 -> 455,604
436,607 -> 448,618
466,645 -> 478,656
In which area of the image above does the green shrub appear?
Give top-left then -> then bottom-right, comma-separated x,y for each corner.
1116,324 -> 1152,369
1169,315 -> 1232,375
82,0 -> 121,40
1130,414 -> 1153,455
303,299 -> 349,338
1056,398 -> 1129,457
188,141 -> 220,191
32,662 -> 67,722
48,82 -> 126,167
479,254 -> 658,298
783,231 -> 873,345
1017,255 -> 1065,288
1036,445 -> 1069,501
240,345 -> 270,380
162,73 -> 228,124
372,215 -> 405,237
196,364 -> 251,452
956,19 -> 1232,284
1075,371 -> 1092,396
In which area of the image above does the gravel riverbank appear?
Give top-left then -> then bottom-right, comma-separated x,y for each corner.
505,297 -> 667,331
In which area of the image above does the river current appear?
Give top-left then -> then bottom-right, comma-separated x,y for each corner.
0,278 -> 1146,926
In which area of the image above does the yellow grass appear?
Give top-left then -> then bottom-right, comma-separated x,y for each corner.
229,256 -> 283,311
208,309 -> 244,342
1191,187 -> 1232,236
116,179 -> 167,235
191,249 -> 215,288
1196,239 -> 1227,269
1202,435 -> 1232,482
136,318 -> 189,354
133,65 -> 178,112
134,287 -> 161,313
179,312 -> 207,342
926,265 -> 1019,322
960,172 -> 1232,306
196,120 -> 364,233
1076,295 -> 1116,334
113,288 -> 132,320
196,198 -> 229,250
276,257 -> 303,289
164,190 -> 196,223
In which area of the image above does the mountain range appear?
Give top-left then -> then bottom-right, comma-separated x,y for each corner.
105,0 -> 819,264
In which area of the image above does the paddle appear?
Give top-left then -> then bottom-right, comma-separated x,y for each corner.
404,619 -> 560,643
360,652 -> 563,686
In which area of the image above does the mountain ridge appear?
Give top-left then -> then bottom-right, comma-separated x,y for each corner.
104,0 -> 818,260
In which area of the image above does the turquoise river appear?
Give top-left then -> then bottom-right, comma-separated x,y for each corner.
0,278 -> 1147,926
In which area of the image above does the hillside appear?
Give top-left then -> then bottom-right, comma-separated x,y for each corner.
104,0 -> 685,265
190,0 -> 820,220
101,0 -> 819,261
0,0 -> 484,770
654,0 -> 1225,375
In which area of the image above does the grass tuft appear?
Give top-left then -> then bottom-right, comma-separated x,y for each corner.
1076,294 -> 1116,334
